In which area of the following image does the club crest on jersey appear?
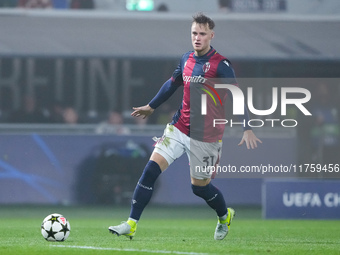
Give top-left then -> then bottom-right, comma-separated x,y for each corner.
202,62 -> 210,73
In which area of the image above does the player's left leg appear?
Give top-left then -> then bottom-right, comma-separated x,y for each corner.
191,177 -> 235,240
191,178 -> 227,218
188,139 -> 235,240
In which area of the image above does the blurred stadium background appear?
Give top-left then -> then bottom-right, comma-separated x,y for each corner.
0,0 -> 339,219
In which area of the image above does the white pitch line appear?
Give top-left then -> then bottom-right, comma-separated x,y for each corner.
52,244 -> 213,255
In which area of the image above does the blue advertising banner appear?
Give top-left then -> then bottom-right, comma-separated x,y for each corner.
0,133 -> 297,205
263,180 -> 340,219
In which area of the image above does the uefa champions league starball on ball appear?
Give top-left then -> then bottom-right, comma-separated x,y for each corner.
41,213 -> 71,242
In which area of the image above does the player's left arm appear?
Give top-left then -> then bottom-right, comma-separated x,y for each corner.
238,130 -> 262,149
217,59 -> 262,149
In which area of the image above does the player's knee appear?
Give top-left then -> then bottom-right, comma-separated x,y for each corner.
150,152 -> 169,171
139,160 -> 162,186
191,177 -> 211,186
191,184 -> 210,200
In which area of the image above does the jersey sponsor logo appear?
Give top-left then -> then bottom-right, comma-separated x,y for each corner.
202,62 -> 211,73
182,74 -> 207,84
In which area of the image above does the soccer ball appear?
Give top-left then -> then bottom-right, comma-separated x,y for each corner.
41,213 -> 71,242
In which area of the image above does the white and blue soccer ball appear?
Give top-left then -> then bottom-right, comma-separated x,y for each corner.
41,213 -> 71,242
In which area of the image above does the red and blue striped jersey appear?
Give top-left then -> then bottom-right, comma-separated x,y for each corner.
169,47 -> 237,142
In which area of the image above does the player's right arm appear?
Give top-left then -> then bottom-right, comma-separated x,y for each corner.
131,78 -> 181,118
131,104 -> 154,119
149,78 -> 181,109
131,60 -> 183,119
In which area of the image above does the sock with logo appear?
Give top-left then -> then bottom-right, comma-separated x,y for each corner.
129,160 -> 162,221
191,183 -> 228,217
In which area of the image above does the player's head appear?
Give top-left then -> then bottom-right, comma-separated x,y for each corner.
191,13 -> 215,56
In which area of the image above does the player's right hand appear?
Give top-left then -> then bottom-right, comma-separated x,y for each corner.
131,104 -> 154,119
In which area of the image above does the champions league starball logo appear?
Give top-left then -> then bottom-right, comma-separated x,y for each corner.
201,84 -> 312,128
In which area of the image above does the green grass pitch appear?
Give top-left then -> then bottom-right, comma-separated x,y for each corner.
0,205 -> 339,255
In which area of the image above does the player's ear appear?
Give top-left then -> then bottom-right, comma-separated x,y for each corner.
211,31 -> 215,40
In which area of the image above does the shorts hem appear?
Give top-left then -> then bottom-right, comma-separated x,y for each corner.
153,147 -> 175,166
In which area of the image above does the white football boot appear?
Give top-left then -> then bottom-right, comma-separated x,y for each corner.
109,220 -> 137,240
214,207 -> 235,240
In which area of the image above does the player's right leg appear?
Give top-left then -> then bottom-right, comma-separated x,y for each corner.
109,154 -> 165,239
108,220 -> 137,240
109,124 -> 184,239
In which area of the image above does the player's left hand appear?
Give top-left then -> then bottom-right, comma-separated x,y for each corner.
238,130 -> 262,149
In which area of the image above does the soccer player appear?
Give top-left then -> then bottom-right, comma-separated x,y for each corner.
109,13 -> 262,240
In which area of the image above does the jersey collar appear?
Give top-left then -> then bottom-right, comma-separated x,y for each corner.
193,46 -> 216,60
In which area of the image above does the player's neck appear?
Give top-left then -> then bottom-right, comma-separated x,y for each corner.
194,47 -> 211,57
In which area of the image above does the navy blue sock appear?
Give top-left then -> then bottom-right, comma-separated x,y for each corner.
191,183 -> 228,217
129,160 -> 161,221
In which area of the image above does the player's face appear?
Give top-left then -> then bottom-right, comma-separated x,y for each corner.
191,22 -> 214,56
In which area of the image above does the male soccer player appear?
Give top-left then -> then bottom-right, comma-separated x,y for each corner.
109,13 -> 262,240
